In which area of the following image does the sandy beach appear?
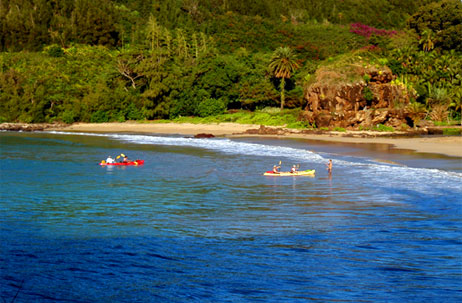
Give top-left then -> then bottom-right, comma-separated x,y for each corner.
49,122 -> 256,136
45,122 -> 462,158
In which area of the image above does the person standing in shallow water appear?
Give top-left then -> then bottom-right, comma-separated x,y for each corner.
326,159 -> 333,174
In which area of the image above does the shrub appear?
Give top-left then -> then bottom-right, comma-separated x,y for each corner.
363,86 -> 374,102
258,107 -> 281,114
90,111 -> 109,123
197,98 -> 227,117
363,74 -> 371,83
405,102 -> 426,127
334,127 -> 346,132
349,23 -> 397,39
442,128 -> 461,136
113,112 -> 126,122
369,34 -> 391,49
45,45 -> 64,57
387,58 -> 405,75
430,104 -> 449,122
61,110 -> 76,124
125,103 -> 144,120
286,121 -> 315,129
373,124 -> 394,132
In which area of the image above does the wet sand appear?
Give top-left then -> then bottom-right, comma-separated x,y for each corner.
44,122 -> 462,158
270,133 -> 462,158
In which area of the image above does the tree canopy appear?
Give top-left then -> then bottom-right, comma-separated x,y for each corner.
0,0 -> 460,126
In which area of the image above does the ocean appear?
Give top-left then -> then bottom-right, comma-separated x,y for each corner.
1,131 -> 461,302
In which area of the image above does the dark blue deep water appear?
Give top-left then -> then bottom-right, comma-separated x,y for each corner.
1,131 -> 461,302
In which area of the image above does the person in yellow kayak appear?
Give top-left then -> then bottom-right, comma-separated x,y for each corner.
291,165 -> 298,173
272,164 -> 280,173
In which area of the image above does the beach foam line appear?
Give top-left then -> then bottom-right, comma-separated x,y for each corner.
46,131 -> 462,186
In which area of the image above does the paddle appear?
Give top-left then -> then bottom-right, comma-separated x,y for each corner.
115,154 -> 126,162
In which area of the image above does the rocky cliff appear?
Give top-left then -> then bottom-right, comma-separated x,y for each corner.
302,63 -> 416,130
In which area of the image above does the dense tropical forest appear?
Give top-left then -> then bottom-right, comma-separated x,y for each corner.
0,0 -> 461,129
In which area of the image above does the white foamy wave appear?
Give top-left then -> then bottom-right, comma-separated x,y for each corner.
118,134 -> 327,163
46,131 -> 326,163
328,157 -> 462,195
46,131 -> 112,137
46,131 -> 462,190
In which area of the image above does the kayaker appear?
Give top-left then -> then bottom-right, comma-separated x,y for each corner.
272,165 -> 280,173
326,159 -> 333,173
291,165 -> 298,173
106,156 -> 114,163
123,156 -> 129,163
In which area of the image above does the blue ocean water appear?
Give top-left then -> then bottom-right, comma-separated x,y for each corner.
1,131 -> 461,302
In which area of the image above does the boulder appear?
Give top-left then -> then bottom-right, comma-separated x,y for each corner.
371,109 -> 389,125
314,112 -> 332,128
307,93 -> 319,113
194,133 -> 215,138
244,125 -> 286,135
298,110 -> 315,124
0,123 -> 64,132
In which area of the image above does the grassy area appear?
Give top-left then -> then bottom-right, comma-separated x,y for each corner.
442,128 -> 461,136
433,120 -> 462,126
143,110 -> 459,134
152,108 -> 314,129
373,124 -> 395,132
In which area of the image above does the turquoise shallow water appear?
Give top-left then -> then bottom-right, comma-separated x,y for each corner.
1,131 -> 461,302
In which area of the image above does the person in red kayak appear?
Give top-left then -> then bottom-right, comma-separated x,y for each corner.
106,156 -> 114,163
123,155 -> 130,163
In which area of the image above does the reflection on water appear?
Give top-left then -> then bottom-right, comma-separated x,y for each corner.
1,132 -> 461,302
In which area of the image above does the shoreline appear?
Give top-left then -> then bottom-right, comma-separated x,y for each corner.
2,122 -> 462,157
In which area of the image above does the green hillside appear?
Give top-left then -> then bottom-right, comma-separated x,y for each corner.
0,0 -> 460,126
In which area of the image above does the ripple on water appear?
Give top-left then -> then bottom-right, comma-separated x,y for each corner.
1,132 -> 461,302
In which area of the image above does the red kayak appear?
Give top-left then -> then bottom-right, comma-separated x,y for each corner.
99,160 -> 144,166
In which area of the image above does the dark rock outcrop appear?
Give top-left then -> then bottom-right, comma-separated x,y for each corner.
194,133 -> 215,138
302,65 -> 415,130
0,123 -> 65,132
244,125 -> 287,135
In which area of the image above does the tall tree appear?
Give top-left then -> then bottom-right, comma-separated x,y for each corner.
268,47 -> 299,110
408,0 -> 462,51
147,14 -> 162,52
70,0 -> 119,46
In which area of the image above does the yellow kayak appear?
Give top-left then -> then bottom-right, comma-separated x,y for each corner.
263,169 -> 315,176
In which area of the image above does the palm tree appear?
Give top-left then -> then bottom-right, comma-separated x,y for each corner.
269,47 -> 300,110
405,102 -> 427,128
419,29 -> 435,52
